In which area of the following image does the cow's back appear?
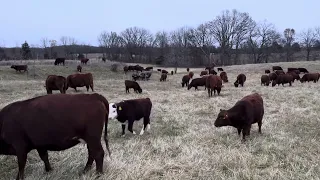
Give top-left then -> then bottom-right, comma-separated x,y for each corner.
239,93 -> 264,123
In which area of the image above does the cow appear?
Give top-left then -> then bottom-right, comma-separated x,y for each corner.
214,93 -> 264,142
217,68 -> 224,72
298,68 -> 309,74
66,73 -> 94,92
80,58 -> 89,65
220,71 -> 228,83
188,77 -> 207,90
272,74 -> 293,87
189,72 -> 194,79
181,75 -> 191,87
286,71 -> 300,81
209,69 -> 217,75
265,69 -> 270,74
287,68 -> 299,73
171,71 -> 174,75
0,93 -> 111,180
77,65 -> 82,72
123,66 -> 129,74
272,66 -> 283,71
10,65 -> 28,72
157,69 -> 162,72
200,70 -> 208,76
161,69 -> 168,74
139,71 -> 152,81
160,73 -> 167,81
128,66 -> 135,71
145,67 -> 153,71
134,65 -> 144,72
45,75 -> 67,94
205,66 -> 212,71
108,98 -> 152,136
269,72 -> 277,81
234,74 -> 246,87
187,68 -> 190,72
261,75 -> 270,86
125,80 -> 142,93
275,70 -> 285,75
132,73 -> 140,81
206,75 -> 222,97
54,58 -> 65,66
300,73 -> 320,83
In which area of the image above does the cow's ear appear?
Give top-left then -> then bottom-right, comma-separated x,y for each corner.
220,109 -> 223,112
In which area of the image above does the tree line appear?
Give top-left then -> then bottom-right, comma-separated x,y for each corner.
1,9 -> 320,67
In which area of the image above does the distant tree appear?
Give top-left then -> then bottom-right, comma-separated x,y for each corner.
21,41 -> 31,60
283,28 -> 295,61
98,31 -> 122,60
291,42 -> 301,52
299,28 -> 317,61
49,40 -> 57,58
40,37 -> 49,59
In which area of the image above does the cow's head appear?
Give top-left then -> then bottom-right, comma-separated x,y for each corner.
108,103 -> 118,119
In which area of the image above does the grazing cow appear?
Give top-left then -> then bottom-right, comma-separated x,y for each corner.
132,73 -> 140,81
123,66 -> 129,74
261,75 -> 270,86
171,71 -> 174,75
145,67 -> 153,71
157,69 -> 162,72
161,69 -> 168,74
234,74 -> 246,87
54,58 -> 65,66
286,71 -> 300,81
77,65 -> 82,72
287,68 -> 299,73
300,73 -> 320,83
128,66 -> 135,71
200,70 -> 208,76
160,73 -> 167,81
265,70 -> 270,74
298,68 -> 309,73
139,71 -> 152,81
206,75 -> 222,97
189,71 -> 194,79
45,75 -> 67,94
134,65 -> 144,72
108,98 -> 152,136
10,65 -> 28,72
209,69 -> 217,75
217,68 -> 224,71
0,93 -> 111,180
220,71 -> 228,83
80,58 -> 89,65
66,73 -> 94,92
214,93 -> 264,142
188,77 -> 207,90
275,70 -> 285,75
269,72 -> 277,81
181,75 -> 191,87
272,74 -> 293,87
187,68 -> 190,72
125,80 -> 142,93
272,66 -> 283,71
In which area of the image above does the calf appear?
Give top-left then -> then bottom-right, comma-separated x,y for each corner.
66,73 -> 94,92
200,70 -> 208,76
160,73 -> 167,81
214,93 -> 264,142
261,75 -> 270,86
161,69 -> 168,74
80,58 -> 89,65
217,68 -> 224,72
77,65 -> 82,72
298,68 -> 309,73
11,65 -> 28,72
108,98 -> 152,136
209,69 -> 217,75
234,74 -> 246,87
181,74 -> 191,87
265,69 -> 270,74
189,71 -> 194,79
125,80 -> 142,93
269,72 -> 277,81
272,74 -> 293,87
188,77 -> 207,90
54,58 -> 65,66
220,71 -> 228,83
300,73 -> 320,83
206,75 -> 222,97
272,66 -> 283,71
0,93 -> 111,180
45,75 -> 67,94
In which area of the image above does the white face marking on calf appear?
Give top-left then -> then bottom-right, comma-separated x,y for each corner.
108,103 -> 118,119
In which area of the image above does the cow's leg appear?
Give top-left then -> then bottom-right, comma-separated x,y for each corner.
86,140 -> 104,174
121,123 -> 126,137
127,119 -> 136,135
14,145 -> 28,180
83,144 -> 94,173
86,85 -> 89,91
36,149 -> 52,172
90,84 -> 94,92
140,116 -> 150,135
237,128 -> 242,136
74,87 -> 77,92
258,119 -> 262,133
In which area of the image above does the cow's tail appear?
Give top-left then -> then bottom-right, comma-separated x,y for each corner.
95,93 -> 112,158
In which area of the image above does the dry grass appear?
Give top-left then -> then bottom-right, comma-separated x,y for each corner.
1,60 -> 320,180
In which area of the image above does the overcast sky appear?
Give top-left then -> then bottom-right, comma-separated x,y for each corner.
1,0 -> 319,47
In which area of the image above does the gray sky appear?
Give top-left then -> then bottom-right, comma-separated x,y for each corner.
1,0 -> 319,47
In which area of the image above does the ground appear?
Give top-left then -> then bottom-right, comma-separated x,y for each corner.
0,60 -> 320,180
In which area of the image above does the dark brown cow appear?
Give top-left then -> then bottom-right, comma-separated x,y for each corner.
134,65 -> 144,72
160,73 -> 167,81
265,70 -> 270,74
189,72 -> 194,79
275,70 -> 285,75
206,75 -> 222,97
123,66 -> 129,74
0,93 -> 111,180
108,98 -> 152,136
269,72 -> 277,81
261,75 -> 270,86
45,75 -> 67,94
54,58 -> 65,66
272,66 -> 283,71
217,68 -> 224,72
157,69 -> 162,72
161,69 -> 168,74
214,93 -> 264,142
66,73 -> 94,92
188,77 -> 207,90
220,71 -> 228,83
300,73 -> 320,83
209,69 -> 217,75
286,71 -> 300,81
181,75 -> 191,87
287,68 -> 299,73
298,68 -> 309,73
77,65 -> 82,72
125,80 -> 142,93
187,68 -> 190,72
200,70 -> 208,76
272,74 -> 293,87
234,74 -> 246,87
145,67 -> 153,71
80,58 -> 89,65
11,65 -> 28,72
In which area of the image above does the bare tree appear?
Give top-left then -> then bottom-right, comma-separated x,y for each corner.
40,37 -> 49,59
98,31 -> 122,60
299,28 -> 317,61
283,28 -> 295,61
60,36 -> 69,57
49,39 -> 57,59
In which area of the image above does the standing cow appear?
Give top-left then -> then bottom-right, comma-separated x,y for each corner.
45,75 -> 67,94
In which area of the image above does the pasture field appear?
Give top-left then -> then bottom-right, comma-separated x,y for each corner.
0,60 -> 320,180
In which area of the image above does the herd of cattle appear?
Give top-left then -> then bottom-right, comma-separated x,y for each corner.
1,61 -> 319,179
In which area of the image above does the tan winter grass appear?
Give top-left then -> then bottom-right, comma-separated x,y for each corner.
0,60 -> 320,180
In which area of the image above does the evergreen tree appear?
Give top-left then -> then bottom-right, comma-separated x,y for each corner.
21,41 -> 31,60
